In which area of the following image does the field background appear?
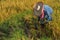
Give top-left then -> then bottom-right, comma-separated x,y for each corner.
0,0 -> 60,40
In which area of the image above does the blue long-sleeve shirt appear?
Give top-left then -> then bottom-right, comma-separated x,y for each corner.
40,5 -> 53,24
44,5 -> 53,21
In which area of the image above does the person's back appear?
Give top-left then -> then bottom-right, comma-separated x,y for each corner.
44,5 -> 53,14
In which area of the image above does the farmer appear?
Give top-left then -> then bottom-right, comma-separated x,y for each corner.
33,2 -> 53,28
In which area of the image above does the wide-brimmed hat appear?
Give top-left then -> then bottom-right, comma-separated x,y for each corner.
33,2 -> 43,16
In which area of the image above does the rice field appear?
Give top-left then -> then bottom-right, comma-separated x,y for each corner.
0,0 -> 60,40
